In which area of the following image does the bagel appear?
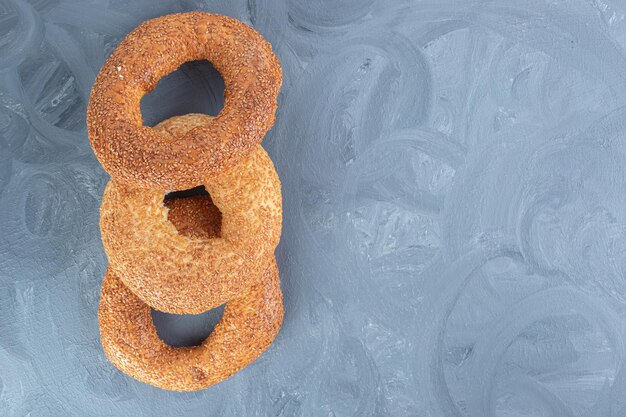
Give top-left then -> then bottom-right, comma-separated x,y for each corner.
87,12 -> 282,189
100,114 -> 282,314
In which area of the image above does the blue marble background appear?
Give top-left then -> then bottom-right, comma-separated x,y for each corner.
2,0 -> 626,415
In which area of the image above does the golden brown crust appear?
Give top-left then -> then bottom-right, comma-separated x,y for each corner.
100,114 -> 282,314
87,12 -> 282,189
98,192 -> 283,391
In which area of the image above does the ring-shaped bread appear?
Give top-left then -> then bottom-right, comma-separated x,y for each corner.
87,12 -> 282,189
100,114 -> 282,314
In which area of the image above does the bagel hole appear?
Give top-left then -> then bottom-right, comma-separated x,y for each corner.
140,59 -> 225,127
164,186 -> 222,239
151,304 -> 226,348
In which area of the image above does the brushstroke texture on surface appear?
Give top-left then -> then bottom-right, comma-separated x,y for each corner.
1,0 -> 626,415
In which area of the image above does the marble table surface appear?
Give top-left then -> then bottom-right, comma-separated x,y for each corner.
3,0 -> 626,415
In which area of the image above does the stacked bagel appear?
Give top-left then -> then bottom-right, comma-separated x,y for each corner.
87,12 -> 283,392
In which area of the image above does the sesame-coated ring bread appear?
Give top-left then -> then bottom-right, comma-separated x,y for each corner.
87,12 -> 282,189
100,114 -> 282,314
